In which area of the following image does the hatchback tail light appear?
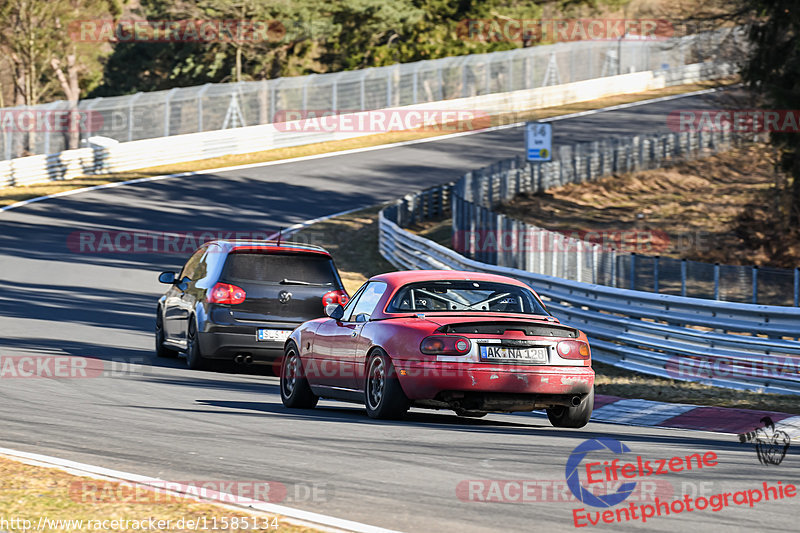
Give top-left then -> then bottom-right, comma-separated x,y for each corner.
208,282 -> 246,304
420,335 -> 471,356
557,340 -> 590,360
322,289 -> 349,308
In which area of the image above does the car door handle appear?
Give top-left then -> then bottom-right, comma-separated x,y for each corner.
352,331 -> 358,337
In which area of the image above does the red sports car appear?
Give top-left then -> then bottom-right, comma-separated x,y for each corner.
280,270 -> 595,427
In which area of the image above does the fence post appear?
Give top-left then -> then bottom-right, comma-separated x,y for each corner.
163,88 -> 178,137
713,262 -> 720,300
630,252 -> 636,290
653,256 -> 659,293
681,259 -> 687,297
539,230 -> 545,274
795,267 -> 800,307
611,249 -> 617,288
128,92 -> 142,141
576,242 -> 583,283
751,265 -> 758,304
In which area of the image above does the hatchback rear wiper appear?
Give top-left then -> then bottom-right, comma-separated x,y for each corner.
279,279 -> 332,286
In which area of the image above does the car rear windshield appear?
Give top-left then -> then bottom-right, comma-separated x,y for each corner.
386,280 -> 549,315
221,252 -> 338,285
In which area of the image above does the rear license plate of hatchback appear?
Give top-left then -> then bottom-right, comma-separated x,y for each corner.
479,345 -> 547,364
257,329 -> 292,342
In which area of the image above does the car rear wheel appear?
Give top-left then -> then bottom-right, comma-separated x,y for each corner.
280,342 -> 318,409
185,318 -> 208,370
155,310 -> 177,358
365,350 -> 409,420
546,387 -> 594,428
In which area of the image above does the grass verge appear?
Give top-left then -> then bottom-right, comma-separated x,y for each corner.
298,204 -> 800,415
0,455 -> 318,533
0,79 -> 733,208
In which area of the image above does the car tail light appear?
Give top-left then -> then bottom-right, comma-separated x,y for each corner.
208,282 -> 246,304
322,289 -> 349,308
557,340 -> 590,360
420,336 -> 472,355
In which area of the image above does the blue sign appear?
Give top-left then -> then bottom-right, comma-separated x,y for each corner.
526,122 -> 552,162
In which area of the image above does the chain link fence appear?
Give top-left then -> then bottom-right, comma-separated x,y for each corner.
1,28 -> 743,160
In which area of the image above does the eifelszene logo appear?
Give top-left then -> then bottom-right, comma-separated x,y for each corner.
738,417 -> 791,466
566,438 -> 637,507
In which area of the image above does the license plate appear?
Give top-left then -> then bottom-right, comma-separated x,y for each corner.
479,345 -> 547,364
257,329 -> 292,342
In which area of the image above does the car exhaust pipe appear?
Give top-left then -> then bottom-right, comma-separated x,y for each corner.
244,355 -> 253,365
234,355 -> 244,364
571,396 -> 582,407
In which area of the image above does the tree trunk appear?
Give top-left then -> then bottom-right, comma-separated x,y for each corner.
51,54 -> 81,150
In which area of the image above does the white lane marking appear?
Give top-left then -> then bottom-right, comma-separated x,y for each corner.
0,446 -> 402,533
1,86 -> 726,215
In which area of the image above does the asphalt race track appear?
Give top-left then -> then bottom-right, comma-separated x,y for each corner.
1,89 -> 796,532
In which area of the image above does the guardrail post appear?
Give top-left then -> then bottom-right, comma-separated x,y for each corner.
714,262 -> 720,300
681,259 -> 687,297
653,256 -> 659,293
751,265 -> 758,304
630,252 -> 636,290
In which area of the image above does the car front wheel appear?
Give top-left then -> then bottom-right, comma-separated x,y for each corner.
365,349 -> 409,420
547,387 -> 594,428
155,310 -> 177,358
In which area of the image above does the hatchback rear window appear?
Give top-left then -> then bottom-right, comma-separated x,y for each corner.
221,252 -> 338,285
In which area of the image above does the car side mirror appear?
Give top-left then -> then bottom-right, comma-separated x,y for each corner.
326,304 -> 345,320
158,271 -> 177,284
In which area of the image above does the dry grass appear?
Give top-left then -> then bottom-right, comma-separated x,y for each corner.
292,204 -> 395,295
0,455 -> 318,533
0,80 -> 732,208
496,142 -> 800,268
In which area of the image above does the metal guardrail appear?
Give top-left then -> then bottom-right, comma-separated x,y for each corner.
379,204 -> 800,394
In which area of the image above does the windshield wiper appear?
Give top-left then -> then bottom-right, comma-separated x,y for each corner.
279,279 -> 332,286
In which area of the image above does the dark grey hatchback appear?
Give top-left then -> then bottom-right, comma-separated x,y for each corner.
156,240 -> 349,369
